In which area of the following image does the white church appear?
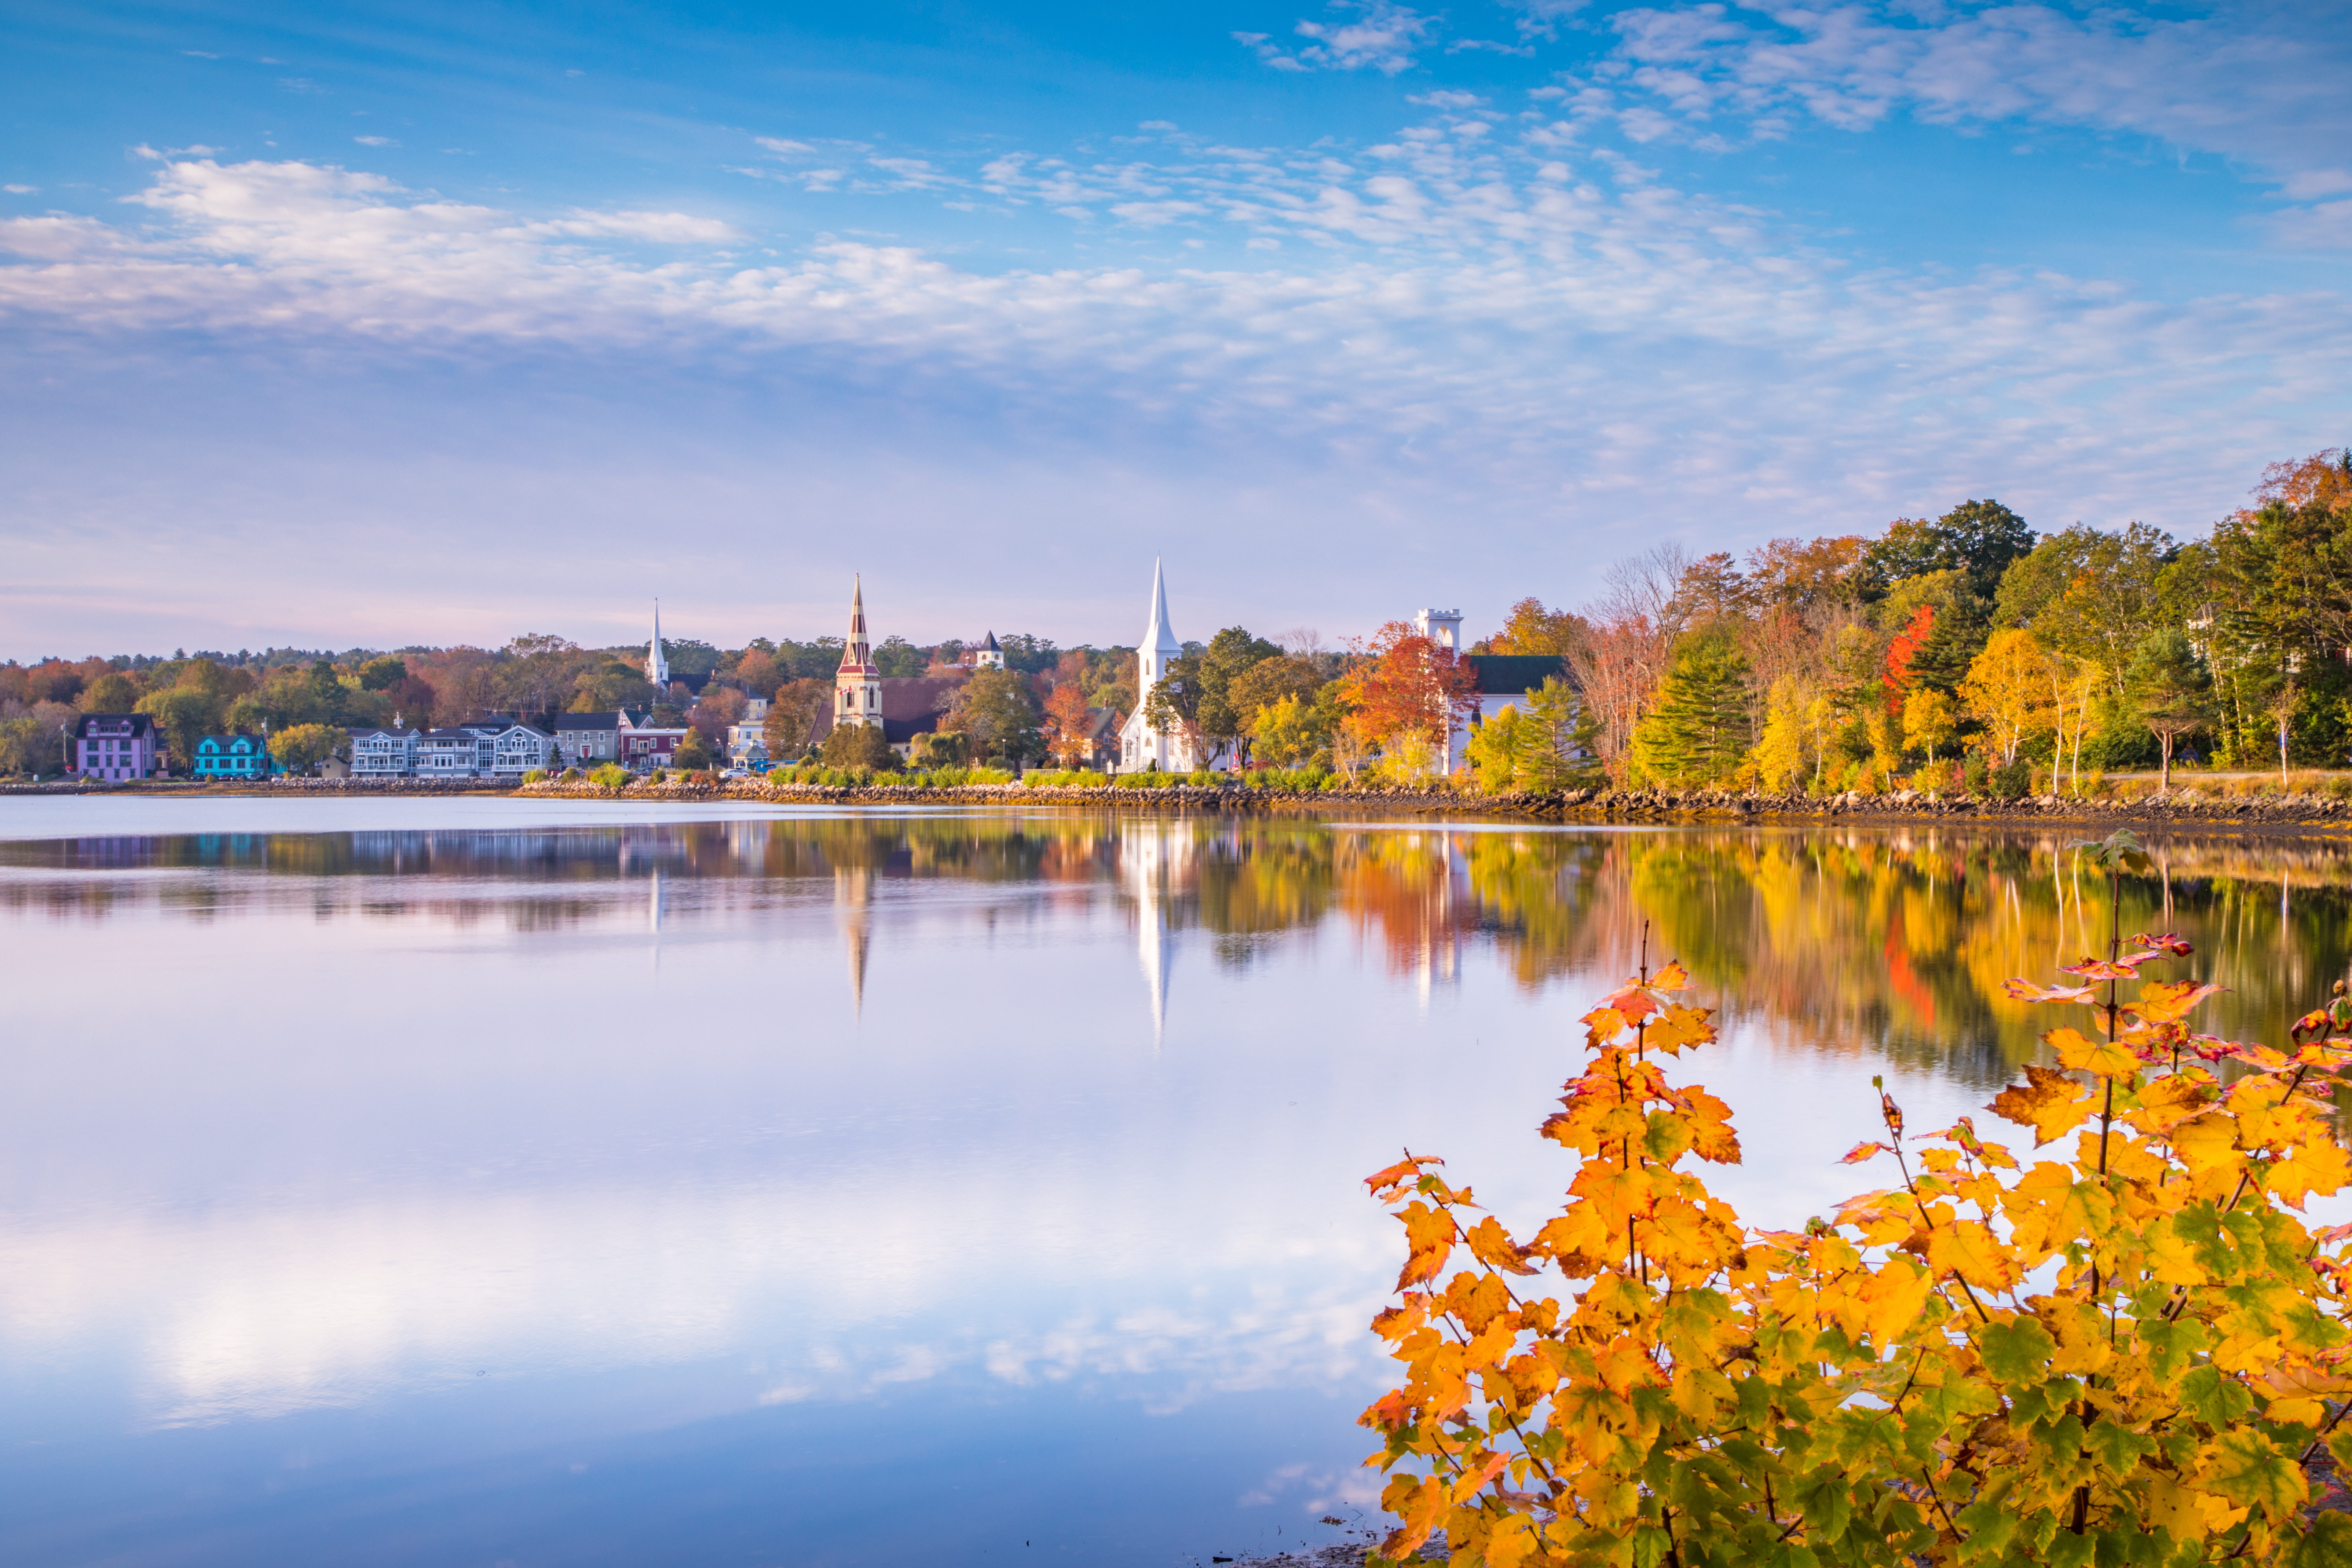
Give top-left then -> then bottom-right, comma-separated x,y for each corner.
1117,559 -> 1199,773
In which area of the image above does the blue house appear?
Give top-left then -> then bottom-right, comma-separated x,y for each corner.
194,732 -> 273,779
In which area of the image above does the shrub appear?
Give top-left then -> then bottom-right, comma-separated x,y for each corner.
522,768 -> 547,785
589,764 -> 630,790
1360,829 -> 2352,1568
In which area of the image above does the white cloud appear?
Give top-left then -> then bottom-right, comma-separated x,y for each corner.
1566,1 -> 2352,237
354,135 -> 398,147
0,140 -> 2343,563
1238,1 -> 1435,76
3,184 -> 36,195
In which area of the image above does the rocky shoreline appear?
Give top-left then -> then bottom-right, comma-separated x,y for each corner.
11,773 -> 2352,833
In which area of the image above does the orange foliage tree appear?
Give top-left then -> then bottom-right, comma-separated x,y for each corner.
1360,830 -> 2352,1567
1043,682 -> 1094,767
1340,621 -> 1480,764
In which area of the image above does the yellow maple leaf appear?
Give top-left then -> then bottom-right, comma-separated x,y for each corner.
2268,1140 -> 2352,1209
1927,1218 -> 2019,1292
2048,1025 -> 2138,1079
2132,979 -> 2224,1026
2170,1112 -> 2241,1175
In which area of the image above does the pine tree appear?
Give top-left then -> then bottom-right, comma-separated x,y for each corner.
1627,634 -> 1752,785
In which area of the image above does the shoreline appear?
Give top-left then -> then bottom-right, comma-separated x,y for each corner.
9,774 -> 2352,835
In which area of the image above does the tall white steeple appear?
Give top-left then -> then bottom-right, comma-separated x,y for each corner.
1116,557 -> 1196,773
834,575 -> 882,730
645,601 -> 670,687
1138,557 -> 1181,688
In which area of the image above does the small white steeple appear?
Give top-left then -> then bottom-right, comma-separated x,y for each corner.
645,601 -> 670,687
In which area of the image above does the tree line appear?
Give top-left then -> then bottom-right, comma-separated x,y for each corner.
1499,448 -> 2352,795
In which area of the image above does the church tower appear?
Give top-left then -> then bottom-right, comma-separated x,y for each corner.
645,601 -> 670,687
1138,558 -> 1181,692
1116,558 -> 1195,772
834,576 -> 882,729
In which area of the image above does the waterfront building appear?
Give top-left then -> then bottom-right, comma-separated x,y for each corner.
72,714 -> 164,781
349,725 -> 420,778
195,732 -> 275,779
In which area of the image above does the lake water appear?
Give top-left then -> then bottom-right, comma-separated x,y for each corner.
4,799 -> 2349,1567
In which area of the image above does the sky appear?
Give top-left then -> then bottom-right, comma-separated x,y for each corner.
2,0 -> 2348,659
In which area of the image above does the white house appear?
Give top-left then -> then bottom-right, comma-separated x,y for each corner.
728,695 -> 771,770
1413,607 -> 1581,774
350,725 -> 421,777
413,719 -> 555,778
1117,559 -> 1198,773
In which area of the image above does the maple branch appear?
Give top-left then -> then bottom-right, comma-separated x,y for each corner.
1918,1469 -> 1963,1539
2295,1396 -> 2352,1470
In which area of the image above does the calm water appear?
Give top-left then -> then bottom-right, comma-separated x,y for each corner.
5,798 -> 2351,1568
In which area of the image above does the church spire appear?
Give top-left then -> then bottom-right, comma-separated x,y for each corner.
645,600 -> 669,687
839,575 -> 873,672
1142,557 -> 1180,656
834,574 -> 882,731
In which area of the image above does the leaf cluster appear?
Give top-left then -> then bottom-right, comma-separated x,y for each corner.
1361,841 -> 2352,1567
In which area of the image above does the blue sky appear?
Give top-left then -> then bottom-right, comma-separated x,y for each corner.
3,0 -> 2348,658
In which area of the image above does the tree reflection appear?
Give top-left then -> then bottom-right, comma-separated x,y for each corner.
6,816 -> 2349,1080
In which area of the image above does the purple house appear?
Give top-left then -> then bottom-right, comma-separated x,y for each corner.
74,713 -> 164,781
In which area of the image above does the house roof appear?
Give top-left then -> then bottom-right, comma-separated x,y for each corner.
348,726 -> 418,739
981,631 -> 1001,651
1463,655 -> 1575,697
554,712 -> 623,731
74,713 -> 157,738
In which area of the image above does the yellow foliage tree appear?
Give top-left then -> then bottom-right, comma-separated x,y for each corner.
1961,626 -> 2051,766
1752,677 -> 1809,793
1902,685 -> 1956,767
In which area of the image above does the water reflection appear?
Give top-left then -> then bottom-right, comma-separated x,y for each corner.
6,808 -> 2352,1567
8,816 -> 2349,1080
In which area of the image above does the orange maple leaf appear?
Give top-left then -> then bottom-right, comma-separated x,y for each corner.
1990,1064 -> 2097,1145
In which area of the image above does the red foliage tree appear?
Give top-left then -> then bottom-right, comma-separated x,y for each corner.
1339,622 -> 1479,753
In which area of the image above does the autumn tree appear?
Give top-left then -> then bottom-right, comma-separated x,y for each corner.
1146,627 -> 1281,765
763,677 -> 830,761
1223,655 -> 1325,742
1248,692 -> 1330,767
2128,626 -> 2212,789
1900,684 -> 1955,767
267,723 -> 343,775
1336,621 -> 1479,768
1960,626 -> 2049,768
81,671 -> 146,712
1858,497 -> 2034,601
944,668 -> 1043,766
819,720 -> 897,772
1485,597 -> 1584,657
1043,682 -> 1094,767
1744,534 -> 1867,607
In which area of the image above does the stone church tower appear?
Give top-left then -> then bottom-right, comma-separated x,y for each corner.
834,576 -> 882,729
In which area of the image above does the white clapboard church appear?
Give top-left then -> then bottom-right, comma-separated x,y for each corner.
1117,559 -> 1199,773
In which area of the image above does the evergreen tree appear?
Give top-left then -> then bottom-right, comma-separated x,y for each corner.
1627,634 -> 1752,786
